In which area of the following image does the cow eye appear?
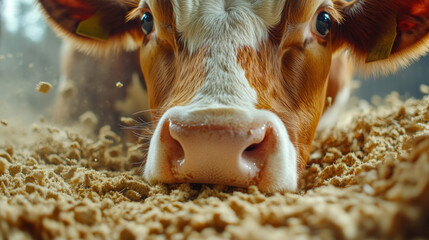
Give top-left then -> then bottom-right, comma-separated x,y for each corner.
141,12 -> 154,35
315,11 -> 331,36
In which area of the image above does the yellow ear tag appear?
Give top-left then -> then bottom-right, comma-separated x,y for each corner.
365,14 -> 397,63
76,11 -> 110,41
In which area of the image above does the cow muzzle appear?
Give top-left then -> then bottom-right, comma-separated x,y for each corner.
144,106 -> 298,193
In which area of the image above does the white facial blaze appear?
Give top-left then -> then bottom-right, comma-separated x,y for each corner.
191,44 -> 258,107
169,0 -> 286,107
171,0 -> 286,53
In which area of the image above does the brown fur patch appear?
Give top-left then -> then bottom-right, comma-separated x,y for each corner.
237,37 -> 332,174
141,47 -> 208,121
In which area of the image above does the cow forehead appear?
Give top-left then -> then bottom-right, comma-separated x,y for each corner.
172,0 -> 286,53
139,0 -> 283,52
169,0 -> 287,30
142,0 -> 331,52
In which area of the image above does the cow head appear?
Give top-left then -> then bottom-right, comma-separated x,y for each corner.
38,0 -> 429,192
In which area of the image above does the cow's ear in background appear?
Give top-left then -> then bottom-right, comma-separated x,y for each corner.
333,0 -> 429,75
38,0 -> 144,54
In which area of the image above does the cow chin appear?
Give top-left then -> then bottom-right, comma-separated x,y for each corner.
143,104 -> 298,193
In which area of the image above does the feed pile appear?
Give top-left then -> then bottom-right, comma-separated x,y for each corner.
0,94 -> 428,239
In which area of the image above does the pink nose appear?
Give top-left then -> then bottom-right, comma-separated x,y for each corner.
160,119 -> 278,187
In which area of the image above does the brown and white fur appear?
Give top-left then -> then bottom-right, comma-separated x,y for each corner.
38,0 -> 429,192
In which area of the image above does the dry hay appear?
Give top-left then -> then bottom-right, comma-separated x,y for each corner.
0,93 -> 429,240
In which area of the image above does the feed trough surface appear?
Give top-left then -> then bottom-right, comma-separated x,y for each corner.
0,93 -> 428,239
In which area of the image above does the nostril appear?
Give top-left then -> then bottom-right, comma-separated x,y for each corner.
241,126 -> 275,167
243,133 -> 266,153
160,121 -> 185,164
242,140 -> 265,159
245,143 -> 260,152
242,141 -> 265,169
169,138 -> 185,166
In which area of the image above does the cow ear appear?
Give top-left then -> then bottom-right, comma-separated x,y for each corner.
38,0 -> 144,54
333,0 -> 429,75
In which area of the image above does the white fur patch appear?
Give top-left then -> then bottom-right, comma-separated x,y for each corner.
170,0 -> 286,53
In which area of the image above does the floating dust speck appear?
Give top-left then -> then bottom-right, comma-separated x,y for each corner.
28,63 -> 34,69
120,117 -> 135,125
326,96 -> 332,108
1,120 -> 8,126
420,84 -> 429,95
79,111 -> 99,126
36,82 -> 52,94
371,95 -> 383,106
116,82 -> 124,88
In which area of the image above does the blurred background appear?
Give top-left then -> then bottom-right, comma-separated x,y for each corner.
0,0 -> 60,123
0,0 -> 428,126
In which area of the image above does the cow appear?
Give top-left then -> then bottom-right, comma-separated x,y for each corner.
53,42 -> 149,135
37,0 -> 429,192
